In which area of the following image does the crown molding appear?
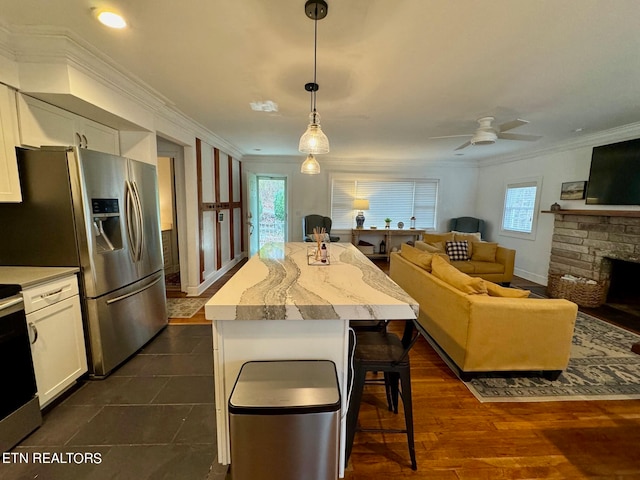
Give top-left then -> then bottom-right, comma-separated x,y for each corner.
477,122 -> 640,167
7,25 -> 244,159
11,26 -> 169,111
0,24 -> 14,58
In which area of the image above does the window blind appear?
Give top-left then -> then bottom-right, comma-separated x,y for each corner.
331,179 -> 438,229
502,183 -> 537,233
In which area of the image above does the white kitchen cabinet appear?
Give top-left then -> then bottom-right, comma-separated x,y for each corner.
0,83 -> 22,202
23,275 -> 88,408
16,94 -> 120,155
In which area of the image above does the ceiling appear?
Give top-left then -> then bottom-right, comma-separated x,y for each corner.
1,0 -> 640,164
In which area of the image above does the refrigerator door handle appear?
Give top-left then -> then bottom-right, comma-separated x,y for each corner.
105,275 -> 162,305
125,180 -> 139,262
131,181 -> 144,261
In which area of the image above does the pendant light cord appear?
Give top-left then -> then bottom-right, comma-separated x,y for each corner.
312,4 -> 318,119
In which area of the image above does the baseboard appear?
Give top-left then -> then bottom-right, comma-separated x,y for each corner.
514,267 -> 547,286
187,254 -> 245,297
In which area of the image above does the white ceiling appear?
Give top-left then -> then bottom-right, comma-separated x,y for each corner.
2,0 -> 640,164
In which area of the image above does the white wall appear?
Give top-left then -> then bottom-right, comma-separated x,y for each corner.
241,156 -> 480,243
476,132 -> 640,284
476,148 -> 588,284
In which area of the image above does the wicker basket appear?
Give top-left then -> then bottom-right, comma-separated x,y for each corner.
547,274 -> 607,308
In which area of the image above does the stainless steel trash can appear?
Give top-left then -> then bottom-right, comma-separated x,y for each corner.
229,360 -> 341,480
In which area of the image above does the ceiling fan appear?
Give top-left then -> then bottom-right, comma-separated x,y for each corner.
431,116 -> 542,151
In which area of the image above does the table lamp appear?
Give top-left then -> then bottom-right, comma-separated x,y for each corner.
353,199 -> 369,229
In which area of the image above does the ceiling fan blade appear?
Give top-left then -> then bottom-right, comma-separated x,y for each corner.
497,132 -> 542,142
454,140 -> 472,151
498,119 -> 529,132
428,134 -> 472,140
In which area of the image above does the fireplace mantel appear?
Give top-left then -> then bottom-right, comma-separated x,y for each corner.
542,209 -> 640,217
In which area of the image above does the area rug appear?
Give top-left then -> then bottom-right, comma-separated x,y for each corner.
164,271 -> 181,292
166,297 -> 208,318
463,311 -> 640,402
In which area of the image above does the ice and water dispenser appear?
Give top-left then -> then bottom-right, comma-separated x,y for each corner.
91,198 -> 122,253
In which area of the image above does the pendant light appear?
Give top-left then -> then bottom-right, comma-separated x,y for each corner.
300,154 -> 321,174
299,0 -> 330,156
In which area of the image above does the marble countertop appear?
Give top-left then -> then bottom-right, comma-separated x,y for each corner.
205,242 -> 418,321
0,266 -> 80,288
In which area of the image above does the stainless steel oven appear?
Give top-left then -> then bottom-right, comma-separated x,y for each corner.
0,284 -> 42,452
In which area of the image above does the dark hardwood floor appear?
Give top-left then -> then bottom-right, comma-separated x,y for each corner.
510,275 -> 640,336
167,260 -> 640,479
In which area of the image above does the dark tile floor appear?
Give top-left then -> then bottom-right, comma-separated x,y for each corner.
1,324 -> 228,480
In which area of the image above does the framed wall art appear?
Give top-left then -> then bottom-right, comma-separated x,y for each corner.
560,181 -> 587,200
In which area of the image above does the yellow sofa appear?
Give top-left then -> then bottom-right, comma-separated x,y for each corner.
390,249 -> 578,380
416,232 -> 515,285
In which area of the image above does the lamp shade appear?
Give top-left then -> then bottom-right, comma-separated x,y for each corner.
299,112 -> 330,154
300,154 -> 321,174
353,199 -> 369,211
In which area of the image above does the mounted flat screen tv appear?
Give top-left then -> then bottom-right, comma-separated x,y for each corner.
586,137 -> 640,205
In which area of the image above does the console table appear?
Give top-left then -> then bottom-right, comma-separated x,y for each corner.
351,228 -> 425,261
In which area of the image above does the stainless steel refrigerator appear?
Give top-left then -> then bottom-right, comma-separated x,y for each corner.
0,146 -> 167,377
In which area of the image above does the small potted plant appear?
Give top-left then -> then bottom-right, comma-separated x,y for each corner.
384,218 -> 392,228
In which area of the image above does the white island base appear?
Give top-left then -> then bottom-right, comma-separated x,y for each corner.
212,319 -> 349,475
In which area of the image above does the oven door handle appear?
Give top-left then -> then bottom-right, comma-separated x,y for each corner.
28,322 -> 38,344
0,297 -> 23,311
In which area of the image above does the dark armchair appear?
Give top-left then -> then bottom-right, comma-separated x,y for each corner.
303,214 -> 340,242
449,217 -> 486,239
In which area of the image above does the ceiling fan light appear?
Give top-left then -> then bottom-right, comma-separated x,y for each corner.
301,154 -> 321,174
471,130 -> 497,146
299,113 -> 330,154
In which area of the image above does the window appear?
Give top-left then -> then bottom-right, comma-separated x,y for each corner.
331,178 -> 438,229
501,178 -> 542,238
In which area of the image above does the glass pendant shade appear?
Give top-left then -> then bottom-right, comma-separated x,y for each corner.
300,154 -> 321,174
299,111 -> 330,154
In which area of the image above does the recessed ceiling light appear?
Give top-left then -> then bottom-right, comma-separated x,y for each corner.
95,10 -> 127,29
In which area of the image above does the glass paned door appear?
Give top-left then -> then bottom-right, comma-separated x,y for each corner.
256,176 -> 287,250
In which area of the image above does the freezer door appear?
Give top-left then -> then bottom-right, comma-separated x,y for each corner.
84,271 -> 167,377
127,159 -> 164,279
75,149 -> 139,297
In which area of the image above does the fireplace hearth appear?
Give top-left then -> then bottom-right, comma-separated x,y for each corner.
547,210 -> 640,327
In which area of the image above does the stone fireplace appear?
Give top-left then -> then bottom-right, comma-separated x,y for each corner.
547,210 -> 640,305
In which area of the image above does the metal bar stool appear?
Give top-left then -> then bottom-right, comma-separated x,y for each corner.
346,319 -> 420,470
349,320 -> 393,410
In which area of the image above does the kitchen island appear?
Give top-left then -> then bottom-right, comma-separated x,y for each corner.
205,242 -> 418,476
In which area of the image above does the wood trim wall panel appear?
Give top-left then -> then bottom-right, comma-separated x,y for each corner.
228,156 -> 235,259
196,138 -> 205,283
240,162 -> 245,252
214,148 -> 222,269
196,141 -> 244,288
